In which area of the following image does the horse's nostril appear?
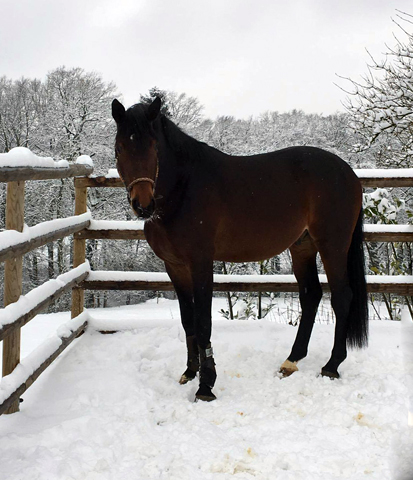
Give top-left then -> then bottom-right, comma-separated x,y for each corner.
131,197 -> 155,219
131,198 -> 140,213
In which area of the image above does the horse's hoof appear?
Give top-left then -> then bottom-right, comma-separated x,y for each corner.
279,359 -> 298,377
179,374 -> 195,385
195,384 -> 216,402
321,369 -> 340,379
179,368 -> 197,385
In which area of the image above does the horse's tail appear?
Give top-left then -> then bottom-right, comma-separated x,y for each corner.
346,208 -> 369,348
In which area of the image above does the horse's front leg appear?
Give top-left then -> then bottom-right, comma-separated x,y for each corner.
191,258 -> 217,402
164,262 -> 199,385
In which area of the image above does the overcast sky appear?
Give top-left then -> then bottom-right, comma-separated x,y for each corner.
1,0 -> 412,119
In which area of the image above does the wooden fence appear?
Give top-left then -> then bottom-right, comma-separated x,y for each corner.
0,162 -> 92,415
71,171 -> 413,302
1,163 -> 413,416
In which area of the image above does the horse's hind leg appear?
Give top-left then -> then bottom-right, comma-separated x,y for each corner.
165,262 -> 199,385
317,246 -> 353,378
280,233 -> 322,376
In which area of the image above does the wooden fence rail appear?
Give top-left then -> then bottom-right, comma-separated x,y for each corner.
0,164 -> 93,183
0,264 -> 89,342
0,214 -> 91,262
75,221 -> 413,243
78,271 -> 413,295
74,170 -> 413,189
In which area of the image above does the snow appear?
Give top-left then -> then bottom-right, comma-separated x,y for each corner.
0,298 -> 411,479
0,212 -> 92,253
363,224 -> 413,233
0,148 -> 94,170
0,311 -> 89,405
88,219 -> 144,230
355,168 -> 413,178
0,262 -> 90,329
75,155 -> 94,167
106,168 -> 120,178
0,147 -> 69,168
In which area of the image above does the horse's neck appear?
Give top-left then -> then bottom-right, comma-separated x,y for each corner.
156,119 -> 221,218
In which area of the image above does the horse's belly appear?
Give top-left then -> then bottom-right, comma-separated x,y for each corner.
213,221 -> 306,263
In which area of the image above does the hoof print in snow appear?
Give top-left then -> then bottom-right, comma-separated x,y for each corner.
195,384 -> 217,402
321,369 -> 340,379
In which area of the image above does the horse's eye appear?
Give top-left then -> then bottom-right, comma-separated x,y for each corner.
115,146 -> 121,157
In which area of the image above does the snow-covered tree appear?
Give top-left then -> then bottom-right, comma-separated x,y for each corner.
343,11 -> 413,166
140,87 -> 204,130
0,76 -> 43,153
39,67 -> 117,164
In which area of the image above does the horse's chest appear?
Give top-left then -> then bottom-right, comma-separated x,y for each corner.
144,221 -> 188,264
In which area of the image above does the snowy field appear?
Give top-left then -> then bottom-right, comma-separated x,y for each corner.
1,298 -> 413,480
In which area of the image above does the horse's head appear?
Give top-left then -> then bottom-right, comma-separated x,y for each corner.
112,97 -> 161,219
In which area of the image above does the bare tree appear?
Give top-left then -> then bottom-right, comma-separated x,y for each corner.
166,91 -> 204,128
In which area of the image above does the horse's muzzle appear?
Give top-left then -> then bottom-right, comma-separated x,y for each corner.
132,197 -> 155,219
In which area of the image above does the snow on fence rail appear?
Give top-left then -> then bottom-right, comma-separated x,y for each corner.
0,212 -> 91,262
0,262 -> 90,342
74,168 -> 413,189
75,220 -> 413,243
0,150 -> 94,415
0,147 -> 93,182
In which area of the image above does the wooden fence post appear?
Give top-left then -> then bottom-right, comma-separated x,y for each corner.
2,181 -> 25,414
71,185 -> 88,318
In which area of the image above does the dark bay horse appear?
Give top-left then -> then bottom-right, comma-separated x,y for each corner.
112,97 -> 368,402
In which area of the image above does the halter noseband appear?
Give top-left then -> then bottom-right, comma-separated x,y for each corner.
127,176 -> 155,192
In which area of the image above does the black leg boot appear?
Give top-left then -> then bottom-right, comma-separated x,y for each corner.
179,335 -> 200,385
195,344 -> 217,402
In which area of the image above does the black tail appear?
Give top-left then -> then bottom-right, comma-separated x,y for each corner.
347,208 -> 369,348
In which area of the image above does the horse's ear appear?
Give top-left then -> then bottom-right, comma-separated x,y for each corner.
112,99 -> 126,124
146,96 -> 162,122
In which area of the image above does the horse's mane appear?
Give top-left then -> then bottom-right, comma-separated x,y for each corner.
130,102 -> 219,163
160,115 -> 222,164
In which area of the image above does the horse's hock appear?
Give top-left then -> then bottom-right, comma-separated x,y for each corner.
1,151 -> 413,414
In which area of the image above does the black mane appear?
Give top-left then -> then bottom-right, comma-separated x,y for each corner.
160,113 -> 222,163
127,102 -> 222,163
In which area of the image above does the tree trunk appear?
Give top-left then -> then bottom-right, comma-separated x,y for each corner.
47,243 -> 54,279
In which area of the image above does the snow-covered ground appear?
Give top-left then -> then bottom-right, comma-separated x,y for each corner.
0,298 -> 412,480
